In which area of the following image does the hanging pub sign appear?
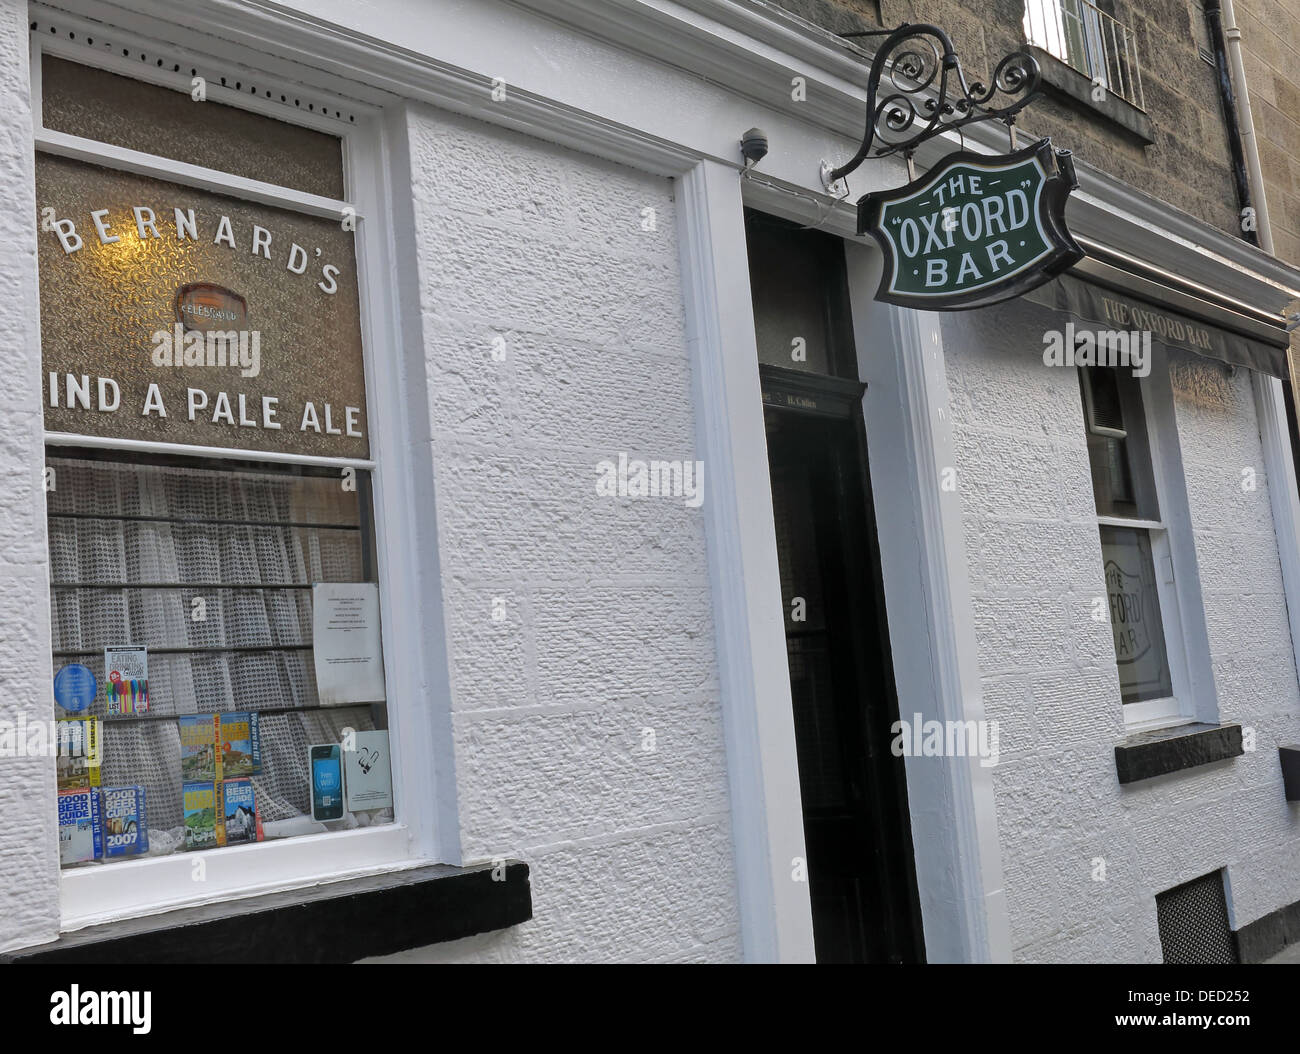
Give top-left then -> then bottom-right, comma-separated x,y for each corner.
822,23 -> 1083,310
857,138 -> 1084,311
36,154 -> 368,459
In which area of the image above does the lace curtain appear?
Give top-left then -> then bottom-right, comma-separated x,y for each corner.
47,454 -> 389,858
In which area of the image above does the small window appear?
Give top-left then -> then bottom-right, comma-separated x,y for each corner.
1081,363 -> 1159,518
1079,365 -> 1186,724
1023,0 -> 1145,109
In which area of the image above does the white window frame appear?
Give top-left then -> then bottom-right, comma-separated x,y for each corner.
1023,0 -> 1108,87
1085,344 -> 1215,732
31,25 -> 442,931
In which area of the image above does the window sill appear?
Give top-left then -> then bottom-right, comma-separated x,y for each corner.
1,860 -> 531,963
1114,722 -> 1243,785
1024,45 -> 1155,146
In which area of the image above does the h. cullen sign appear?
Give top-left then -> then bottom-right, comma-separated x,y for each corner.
858,138 -> 1083,310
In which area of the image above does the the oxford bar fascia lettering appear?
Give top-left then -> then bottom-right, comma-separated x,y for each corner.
1097,293 -> 1214,351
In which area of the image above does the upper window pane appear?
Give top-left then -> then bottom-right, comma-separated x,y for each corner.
42,56 -> 345,200
36,153 -> 368,459
1079,365 -> 1159,520
745,211 -> 857,378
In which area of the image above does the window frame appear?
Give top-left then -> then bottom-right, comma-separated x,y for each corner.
31,29 -> 441,930
1080,347 -> 1212,732
1023,0 -> 1108,87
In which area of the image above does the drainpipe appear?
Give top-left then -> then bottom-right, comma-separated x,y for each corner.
1211,0 -> 1300,705
1204,0 -> 1262,247
1217,0 -> 1275,252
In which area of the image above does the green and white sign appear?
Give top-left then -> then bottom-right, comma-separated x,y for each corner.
858,138 -> 1083,310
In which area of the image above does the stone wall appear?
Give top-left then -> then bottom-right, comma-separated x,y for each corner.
766,0 -> 1243,236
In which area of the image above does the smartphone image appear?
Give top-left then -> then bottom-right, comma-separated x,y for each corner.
309,744 -> 344,822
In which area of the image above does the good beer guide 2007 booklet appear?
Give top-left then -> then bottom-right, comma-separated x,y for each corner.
101,785 -> 148,858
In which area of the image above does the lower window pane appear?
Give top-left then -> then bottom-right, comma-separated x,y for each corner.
48,450 -> 393,867
1099,524 -> 1173,705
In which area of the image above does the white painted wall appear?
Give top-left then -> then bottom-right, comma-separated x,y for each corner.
0,0 -> 62,956
387,104 -> 742,961
940,300 -> 1300,962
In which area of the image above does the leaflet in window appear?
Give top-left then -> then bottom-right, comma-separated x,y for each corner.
220,779 -> 264,845
104,645 -> 148,716
55,716 -> 100,791
58,788 -> 102,865
101,786 -> 148,858
312,583 -> 387,706
182,781 -> 220,851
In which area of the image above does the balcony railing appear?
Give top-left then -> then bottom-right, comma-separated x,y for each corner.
1024,0 -> 1145,111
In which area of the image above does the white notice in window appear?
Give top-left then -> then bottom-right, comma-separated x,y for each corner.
312,583 -> 387,706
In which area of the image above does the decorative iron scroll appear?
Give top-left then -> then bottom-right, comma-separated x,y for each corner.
828,22 -> 1042,184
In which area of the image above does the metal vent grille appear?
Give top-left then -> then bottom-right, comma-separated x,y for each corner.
1156,871 -> 1239,964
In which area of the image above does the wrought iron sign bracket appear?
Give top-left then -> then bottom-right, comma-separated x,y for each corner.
821,22 -> 1042,191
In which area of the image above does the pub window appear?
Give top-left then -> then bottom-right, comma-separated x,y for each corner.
1079,364 -> 1188,726
37,49 -> 396,890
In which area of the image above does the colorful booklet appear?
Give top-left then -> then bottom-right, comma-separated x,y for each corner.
104,645 -> 149,716
179,714 -> 219,781
219,712 -> 261,778
58,787 -> 102,865
101,785 -> 148,858
221,779 -> 263,845
182,781 -> 219,851
55,716 -> 101,791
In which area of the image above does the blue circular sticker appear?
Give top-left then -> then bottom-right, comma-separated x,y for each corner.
54,664 -> 97,713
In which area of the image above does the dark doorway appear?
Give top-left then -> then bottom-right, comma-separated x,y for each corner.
748,211 -> 924,964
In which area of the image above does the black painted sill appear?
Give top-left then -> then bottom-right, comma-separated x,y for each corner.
1115,722 -> 1243,785
1,859 -> 531,964
1025,45 -> 1155,145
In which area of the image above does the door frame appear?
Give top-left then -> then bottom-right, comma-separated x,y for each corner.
678,163 -> 1012,962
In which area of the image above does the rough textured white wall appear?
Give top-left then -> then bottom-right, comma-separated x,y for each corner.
0,0 -> 61,955
943,302 -> 1300,963
396,104 -> 741,962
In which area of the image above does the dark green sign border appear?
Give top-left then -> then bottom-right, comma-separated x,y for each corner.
858,138 -> 1084,311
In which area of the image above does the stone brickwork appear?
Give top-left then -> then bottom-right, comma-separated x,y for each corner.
1237,0 -> 1300,266
768,0 -> 1244,236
